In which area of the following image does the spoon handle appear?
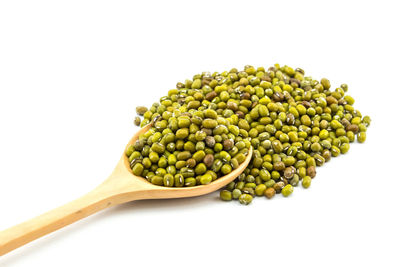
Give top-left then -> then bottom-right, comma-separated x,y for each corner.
0,184 -> 117,256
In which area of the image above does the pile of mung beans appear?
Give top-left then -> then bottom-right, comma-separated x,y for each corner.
128,64 -> 370,205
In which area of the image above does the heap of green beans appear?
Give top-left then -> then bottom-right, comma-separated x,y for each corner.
129,64 -> 370,205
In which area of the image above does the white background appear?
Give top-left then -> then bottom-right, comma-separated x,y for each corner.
1,0 -> 399,266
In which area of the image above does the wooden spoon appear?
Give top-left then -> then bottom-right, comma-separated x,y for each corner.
0,123 -> 252,256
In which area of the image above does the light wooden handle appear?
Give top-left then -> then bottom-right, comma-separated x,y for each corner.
0,185 -> 119,256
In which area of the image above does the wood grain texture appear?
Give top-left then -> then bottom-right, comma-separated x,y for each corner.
0,124 -> 252,256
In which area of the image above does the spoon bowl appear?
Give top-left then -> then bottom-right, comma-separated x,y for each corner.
0,124 -> 252,256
